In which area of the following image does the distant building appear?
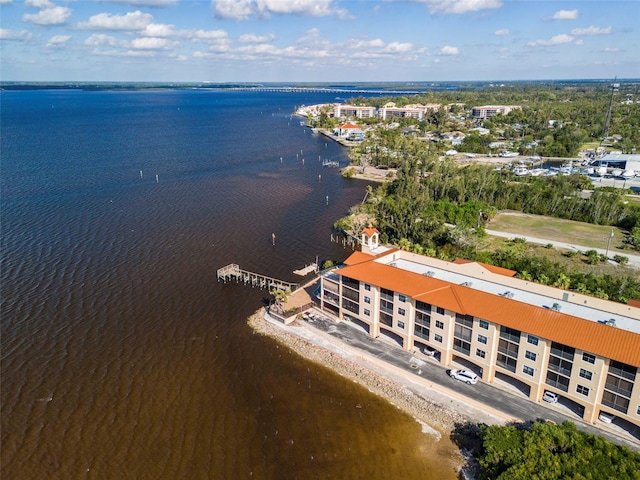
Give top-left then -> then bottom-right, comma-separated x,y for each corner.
378,102 -> 442,121
472,105 -> 521,119
319,236 -> 640,432
334,105 -> 377,119
333,122 -> 364,141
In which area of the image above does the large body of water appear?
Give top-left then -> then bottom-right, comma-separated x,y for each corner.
1,89 -> 459,479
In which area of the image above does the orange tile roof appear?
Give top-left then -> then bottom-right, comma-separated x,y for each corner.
337,257 -> 640,367
339,122 -> 360,129
452,259 -> 517,277
362,227 -> 379,237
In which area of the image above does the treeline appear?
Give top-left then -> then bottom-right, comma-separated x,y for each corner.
453,420 -> 640,480
348,82 -> 640,153
335,159 -> 640,302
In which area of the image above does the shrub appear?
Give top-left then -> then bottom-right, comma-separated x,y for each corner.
613,254 -> 629,265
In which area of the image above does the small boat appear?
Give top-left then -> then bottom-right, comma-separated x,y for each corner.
611,168 -> 623,177
513,166 -> 529,176
621,169 -> 635,178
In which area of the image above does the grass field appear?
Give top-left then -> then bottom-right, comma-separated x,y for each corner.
487,211 -> 629,253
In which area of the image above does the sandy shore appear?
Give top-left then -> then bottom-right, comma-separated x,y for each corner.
248,308 -> 505,433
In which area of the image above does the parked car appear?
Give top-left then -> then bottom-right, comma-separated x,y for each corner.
542,391 -> 558,403
598,411 -> 615,424
449,369 -> 478,385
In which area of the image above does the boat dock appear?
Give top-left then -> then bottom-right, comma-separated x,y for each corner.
293,263 -> 317,276
216,264 -> 299,291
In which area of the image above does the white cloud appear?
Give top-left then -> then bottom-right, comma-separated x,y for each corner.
84,33 -> 128,47
25,0 -> 54,7
239,33 -> 275,43
141,23 -> 176,37
571,25 -> 611,36
527,34 -> 574,47
0,0 -> 13,4
131,36 -> 178,49
0,28 -> 33,41
46,34 -> 71,47
102,0 -> 179,5
414,0 -> 502,15
603,47 -> 620,53
494,28 -> 509,36
78,11 -> 153,30
440,45 -> 459,55
382,42 -> 413,53
347,38 -> 386,49
189,29 -> 228,42
549,9 -> 578,21
211,0 -> 349,20
23,5 -> 71,25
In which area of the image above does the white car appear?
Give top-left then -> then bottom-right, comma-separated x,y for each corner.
449,369 -> 478,385
542,391 -> 558,403
598,412 -> 615,424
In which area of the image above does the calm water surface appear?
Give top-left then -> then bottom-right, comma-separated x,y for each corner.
1,90 -> 460,479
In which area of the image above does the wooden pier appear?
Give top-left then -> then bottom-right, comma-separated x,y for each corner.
216,264 -> 299,291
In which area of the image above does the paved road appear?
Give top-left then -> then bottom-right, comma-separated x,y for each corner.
484,228 -> 640,268
301,311 -> 640,451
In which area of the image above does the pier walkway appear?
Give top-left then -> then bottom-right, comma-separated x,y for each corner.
217,264 -> 298,291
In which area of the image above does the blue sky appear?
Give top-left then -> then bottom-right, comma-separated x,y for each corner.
1,0 -> 637,82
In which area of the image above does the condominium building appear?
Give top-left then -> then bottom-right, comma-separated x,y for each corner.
319,228 -> 640,433
334,105 -> 378,119
378,103 -> 442,121
472,105 -> 522,119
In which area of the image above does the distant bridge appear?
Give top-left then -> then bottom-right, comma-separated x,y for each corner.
216,264 -> 298,291
228,86 -> 429,95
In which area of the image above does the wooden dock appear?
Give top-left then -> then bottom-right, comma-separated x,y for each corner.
216,264 -> 299,291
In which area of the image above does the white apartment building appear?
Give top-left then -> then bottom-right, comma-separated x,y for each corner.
472,105 -> 522,119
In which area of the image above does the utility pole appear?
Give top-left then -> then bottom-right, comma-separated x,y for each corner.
605,229 -> 614,257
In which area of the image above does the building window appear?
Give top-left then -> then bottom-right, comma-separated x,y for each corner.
548,356 -> 573,377
380,299 -> 393,315
582,352 -> 596,364
416,300 -> 431,312
477,334 -> 487,344
398,294 -> 407,303
576,385 -> 590,396
550,342 -> 575,361
415,324 -> 429,341
364,283 -> 371,291
364,309 -> 370,316
476,349 -> 486,359
601,391 -> 630,414
436,307 -> 445,315
380,287 -> 394,302
435,320 -> 444,329
398,321 -> 405,329
398,308 -> 406,316
608,360 -> 637,381
342,276 -> 359,290
546,371 -> 570,392
525,351 -> 537,361
637,405 -> 640,415
579,369 -> 593,381
523,366 -> 534,376
500,326 -> 521,344
342,298 -> 359,314
380,312 -> 393,327
497,354 -> 517,373
364,296 -> 371,304
453,338 -> 471,356
527,335 -> 539,346
434,334 -> 443,343
478,320 -> 489,330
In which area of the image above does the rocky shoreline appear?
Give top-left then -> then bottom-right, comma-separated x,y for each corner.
248,308 -> 468,433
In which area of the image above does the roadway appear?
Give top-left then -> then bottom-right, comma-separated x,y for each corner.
484,228 -> 640,268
